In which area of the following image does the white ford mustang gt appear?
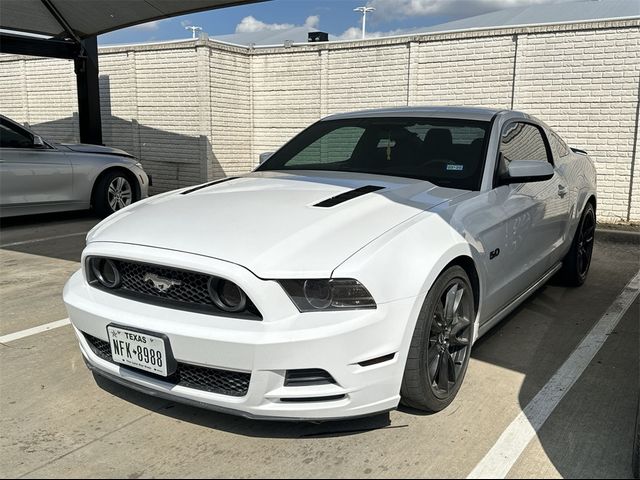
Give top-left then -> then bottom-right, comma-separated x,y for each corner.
64,106 -> 597,420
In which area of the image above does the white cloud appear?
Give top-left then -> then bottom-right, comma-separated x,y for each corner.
235,15 -> 321,33
338,27 -> 364,41
304,15 -> 320,29
130,20 -> 161,31
336,26 -> 410,41
366,0 -> 570,20
235,16 -> 295,33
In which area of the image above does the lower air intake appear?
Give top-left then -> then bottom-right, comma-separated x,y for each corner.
83,332 -> 250,397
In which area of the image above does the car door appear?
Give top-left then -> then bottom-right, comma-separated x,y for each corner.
0,118 -> 73,209
481,121 -> 570,318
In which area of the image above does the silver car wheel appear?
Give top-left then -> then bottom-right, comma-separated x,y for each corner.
107,177 -> 133,212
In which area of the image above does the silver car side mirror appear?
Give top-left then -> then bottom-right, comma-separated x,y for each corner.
500,160 -> 554,185
259,152 -> 275,164
32,135 -> 45,148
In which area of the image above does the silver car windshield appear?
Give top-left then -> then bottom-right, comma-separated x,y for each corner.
257,117 -> 491,190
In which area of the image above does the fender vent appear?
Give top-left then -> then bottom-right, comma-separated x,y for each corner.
314,185 -> 385,207
181,177 -> 238,195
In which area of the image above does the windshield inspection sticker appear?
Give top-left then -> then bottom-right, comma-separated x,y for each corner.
446,164 -> 464,171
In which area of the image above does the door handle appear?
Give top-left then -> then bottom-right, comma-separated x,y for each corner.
558,184 -> 567,198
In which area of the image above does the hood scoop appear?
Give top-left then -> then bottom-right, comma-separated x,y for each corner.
314,185 -> 385,208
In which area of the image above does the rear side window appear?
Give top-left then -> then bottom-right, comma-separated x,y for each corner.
548,131 -> 571,160
500,123 -> 549,164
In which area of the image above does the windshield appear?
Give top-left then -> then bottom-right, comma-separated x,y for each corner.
257,117 -> 491,190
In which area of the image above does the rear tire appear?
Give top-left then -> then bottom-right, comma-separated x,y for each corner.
93,171 -> 137,218
633,397 -> 640,479
401,265 -> 475,412
560,202 -> 595,287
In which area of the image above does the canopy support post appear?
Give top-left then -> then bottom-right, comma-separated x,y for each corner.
74,36 -> 102,145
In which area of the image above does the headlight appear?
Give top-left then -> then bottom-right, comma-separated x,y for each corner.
88,258 -> 121,288
279,279 -> 376,312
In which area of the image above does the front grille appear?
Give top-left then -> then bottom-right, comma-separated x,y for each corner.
87,258 -> 261,320
84,333 -> 251,397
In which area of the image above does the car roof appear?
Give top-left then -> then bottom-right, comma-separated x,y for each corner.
321,106 -> 520,122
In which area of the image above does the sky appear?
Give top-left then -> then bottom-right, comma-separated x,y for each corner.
99,0 -> 580,45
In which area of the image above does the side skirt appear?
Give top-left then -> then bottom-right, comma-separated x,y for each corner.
477,262 -> 563,339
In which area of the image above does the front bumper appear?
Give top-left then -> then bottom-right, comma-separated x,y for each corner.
64,243 -> 418,420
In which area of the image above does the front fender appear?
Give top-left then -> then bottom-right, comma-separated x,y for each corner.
332,212 -> 474,305
333,211 -> 481,367
71,155 -> 146,202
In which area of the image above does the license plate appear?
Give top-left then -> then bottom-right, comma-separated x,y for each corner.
107,325 -> 168,376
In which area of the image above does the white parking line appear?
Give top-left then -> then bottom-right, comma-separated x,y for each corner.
0,232 -> 86,248
0,318 -> 71,344
468,269 -> 640,479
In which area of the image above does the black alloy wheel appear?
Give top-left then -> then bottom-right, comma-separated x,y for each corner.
560,202 -> 596,286
401,265 -> 474,412
427,279 -> 473,399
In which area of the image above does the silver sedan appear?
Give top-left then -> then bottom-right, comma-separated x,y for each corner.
0,114 -> 150,218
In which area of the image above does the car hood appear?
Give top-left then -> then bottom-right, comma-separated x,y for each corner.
59,143 -> 135,159
88,171 -> 464,278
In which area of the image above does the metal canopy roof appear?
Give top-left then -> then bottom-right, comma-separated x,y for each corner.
0,0 -> 266,40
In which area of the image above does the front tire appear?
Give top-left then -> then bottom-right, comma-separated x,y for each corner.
401,265 -> 475,412
93,171 -> 136,218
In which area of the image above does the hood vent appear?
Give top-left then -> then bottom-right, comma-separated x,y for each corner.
314,185 -> 385,208
181,177 -> 238,195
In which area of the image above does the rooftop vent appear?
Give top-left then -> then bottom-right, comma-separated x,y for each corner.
308,31 -> 329,43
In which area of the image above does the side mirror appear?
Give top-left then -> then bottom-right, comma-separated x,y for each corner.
500,160 -> 554,184
259,151 -> 275,164
32,135 -> 46,148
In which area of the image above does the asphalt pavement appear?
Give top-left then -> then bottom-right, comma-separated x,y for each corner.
0,211 -> 638,478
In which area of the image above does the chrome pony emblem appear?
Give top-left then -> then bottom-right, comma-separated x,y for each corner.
143,273 -> 182,292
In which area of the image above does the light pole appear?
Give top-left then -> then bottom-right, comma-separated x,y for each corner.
185,25 -> 203,39
353,6 -> 375,39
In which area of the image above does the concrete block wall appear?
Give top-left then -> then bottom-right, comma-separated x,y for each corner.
0,56 -> 78,142
251,50 -> 323,156
0,19 -> 638,221
411,35 -> 516,108
103,46 -> 203,192
512,25 -> 640,222
209,46 -> 253,178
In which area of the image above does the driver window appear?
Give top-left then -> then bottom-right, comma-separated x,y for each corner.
497,122 -> 549,179
0,121 -> 34,149
500,123 -> 549,165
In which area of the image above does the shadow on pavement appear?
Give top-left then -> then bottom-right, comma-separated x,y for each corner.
2,197 -> 638,475
93,372 -> 400,439
0,210 -> 100,263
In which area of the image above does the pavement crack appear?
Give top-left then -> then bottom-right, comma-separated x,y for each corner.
17,411 -> 155,478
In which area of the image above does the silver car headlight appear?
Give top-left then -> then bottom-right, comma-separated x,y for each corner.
279,279 -> 376,312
